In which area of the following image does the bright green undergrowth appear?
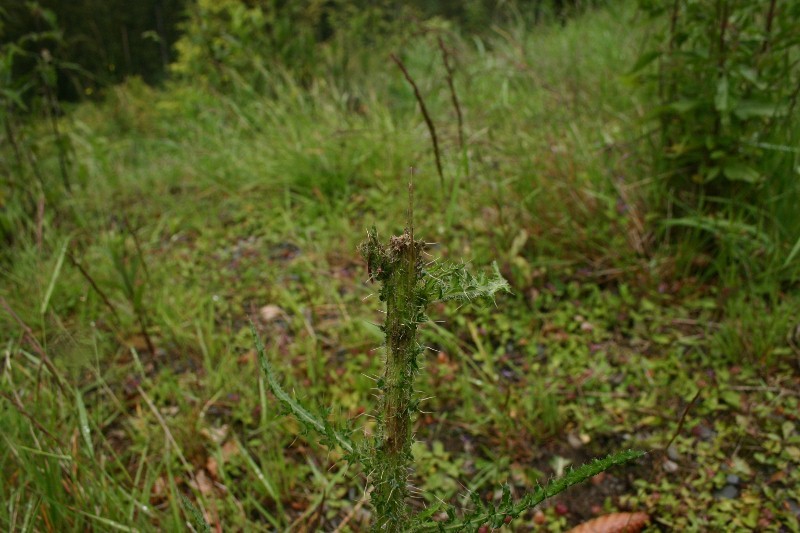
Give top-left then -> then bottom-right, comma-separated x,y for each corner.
1,1 -> 799,531
252,223 -> 642,530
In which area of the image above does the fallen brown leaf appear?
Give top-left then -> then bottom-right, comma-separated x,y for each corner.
206,456 -> 219,480
567,512 -> 650,533
221,439 -> 239,461
188,469 -> 214,496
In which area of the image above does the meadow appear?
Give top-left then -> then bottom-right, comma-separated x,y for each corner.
1,1 -> 799,531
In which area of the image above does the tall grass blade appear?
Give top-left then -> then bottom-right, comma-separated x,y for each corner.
40,237 -> 70,315
75,389 -> 94,456
783,235 -> 800,269
231,434 -> 282,528
74,509 -> 140,532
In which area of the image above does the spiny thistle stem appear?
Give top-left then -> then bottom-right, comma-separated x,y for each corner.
359,228 -> 425,530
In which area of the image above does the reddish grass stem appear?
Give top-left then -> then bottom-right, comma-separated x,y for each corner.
390,53 -> 445,190
438,36 -> 464,150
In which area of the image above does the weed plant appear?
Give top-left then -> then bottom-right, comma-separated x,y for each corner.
253,190 -> 643,531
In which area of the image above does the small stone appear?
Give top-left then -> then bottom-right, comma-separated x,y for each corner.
692,423 -> 715,441
715,485 -> 739,500
726,474 -> 740,486
259,304 -> 285,322
662,459 -> 679,473
667,444 -> 681,461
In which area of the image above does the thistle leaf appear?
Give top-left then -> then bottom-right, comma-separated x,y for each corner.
425,261 -> 510,304
251,323 -> 354,454
415,450 -> 645,531
179,495 -> 211,533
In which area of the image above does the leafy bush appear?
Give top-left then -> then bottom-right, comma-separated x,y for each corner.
633,0 -> 800,278
170,0 -> 601,95
172,0 -> 315,90
171,0 -> 419,93
635,0 -> 799,191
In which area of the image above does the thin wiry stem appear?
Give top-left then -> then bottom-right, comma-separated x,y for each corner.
391,53 -> 445,190
438,36 -> 464,150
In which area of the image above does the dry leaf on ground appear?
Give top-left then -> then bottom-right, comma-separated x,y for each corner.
567,512 -> 650,533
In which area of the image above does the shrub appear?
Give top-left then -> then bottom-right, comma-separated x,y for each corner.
171,0 -> 412,93
633,0 -> 800,278
635,0 -> 799,192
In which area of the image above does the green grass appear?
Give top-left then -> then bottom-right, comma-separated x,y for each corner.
1,2 -> 799,531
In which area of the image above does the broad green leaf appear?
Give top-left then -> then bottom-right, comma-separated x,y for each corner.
714,75 -> 729,113
668,99 -> 701,114
629,50 -> 661,74
722,161 -> 761,183
1,88 -> 28,110
736,66 -> 765,89
733,101 -> 786,119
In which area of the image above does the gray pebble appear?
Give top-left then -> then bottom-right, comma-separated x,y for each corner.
715,485 -> 739,500
667,445 -> 680,461
662,459 -> 679,473
693,423 -> 715,441
788,500 -> 800,517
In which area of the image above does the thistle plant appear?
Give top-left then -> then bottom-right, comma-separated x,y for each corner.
252,190 -> 643,531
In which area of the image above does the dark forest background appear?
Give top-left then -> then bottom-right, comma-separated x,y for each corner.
2,0 -> 184,99
1,0 -> 589,101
